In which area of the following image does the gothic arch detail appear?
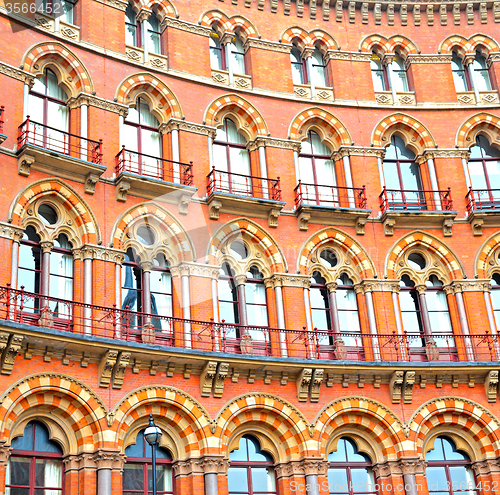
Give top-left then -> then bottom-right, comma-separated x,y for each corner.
439,34 -> 500,57
359,34 -> 419,57
456,112 -> 500,149
200,10 -> 259,41
280,27 -> 339,52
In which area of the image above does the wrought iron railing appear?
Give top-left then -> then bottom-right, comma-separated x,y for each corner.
0,286 -> 498,363
0,106 -> 4,134
466,187 -> 500,214
294,182 -> 367,209
207,167 -> 281,201
115,146 -> 194,186
18,116 -> 103,164
379,187 -> 453,213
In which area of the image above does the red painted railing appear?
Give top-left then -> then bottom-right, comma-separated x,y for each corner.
1,286 -> 498,363
379,187 -> 453,213
294,182 -> 367,209
18,116 -> 103,164
207,167 -> 281,201
116,146 -> 194,186
466,187 -> 500,214
0,106 -> 4,134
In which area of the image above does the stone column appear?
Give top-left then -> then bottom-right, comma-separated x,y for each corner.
199,456 -> 230,495
80,103 -> 88,160
301,459 -> 329,495
114,253 -> 125,338
464,54 -> 481,103
390,283 -> 409,360
326,281 -> 341,336
383,54 -> 398,103
342,154 -> 355,207
137,9 -> 151,63
272,279 -> 288,357
357,281 -> 381,360
302,48 -> 315,97
63,452 -> 98,495
398,458 -> 427,495
81,246 -> 94,335
10,230 -> 23,289
40,241 -> 54,297
472,457 -> 500,491
449,283 -> 474,360
94,450 -> 126,495
0,442 -> 12,490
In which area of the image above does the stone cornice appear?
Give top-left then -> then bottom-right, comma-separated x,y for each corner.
160,118 -> 217,137
244,38 -> 292,53
0,60 -> 34,85
331,146 -> 385,160
169,262 -> 221,279
449,279 -> 491,293
405,54 -> 453,67
422,149 -> 471,160
160,17 -> 211,36
72,245 -> 125,263
472,457 -> 500,476
92,0 -> 128,11
325,51 -> 372,62
66,93 -> 129,117
248,136 -> 301,152
357,279 -> 399,293
270,273 -> 311,288
0,222 -> 24,242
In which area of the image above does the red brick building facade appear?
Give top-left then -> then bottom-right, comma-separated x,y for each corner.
1,0 -> 500,494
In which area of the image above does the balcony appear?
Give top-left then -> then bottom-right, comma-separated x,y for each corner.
0,106 -> 5,144
0,286 -> 498,365
466,187 -> 500,235
206,167 -> 285,227
294,182 -> 371,233
379,187 -> 457,236
114,147 -> 197,212
17,117 -> 105,194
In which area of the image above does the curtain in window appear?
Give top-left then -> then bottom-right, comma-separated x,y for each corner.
147,15 -> 161,54
451,53 -> 468,92
311,48 -> 326,87
229,36 -> 246,75
44,459 -> 63,495
291,47 -> 305,84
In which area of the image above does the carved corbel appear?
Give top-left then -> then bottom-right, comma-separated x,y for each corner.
1,334 -> 23,375
18,154 -> 35,177
298,211 -> 310,231
297,368 -> 312,402
403,371 -> 415,404
374,3 -> 381,24
98,350 -> 118,388
389,370 -> 404,403
0,443 -> 12,466
443,218 -> 453,237
383,217 -> 396,236
213,362 -> 229,398
268,208 -> 281,228
177,194 -> 191,215
356,217 -> 367,235
309,369 -> 323,402
112,351 -> 130,389
116,178 -> 130,202
209,199 -> 222,220
85,172 -> 100,194
472,218 -> 484,236
200,361 -> 217,397
453,3 -> 461,24
485,370 -> 499,402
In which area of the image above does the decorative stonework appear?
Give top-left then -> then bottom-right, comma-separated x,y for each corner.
244,38 -> 292,53
389,370 -> 404,403
0,60 -> 34,84
160,118 -> 217,137
200,361 -> 217,397
93,0 -> 128,11
161,17 -> 211,36
66,93 -> 129,117
485,370 -> 499,402
449,279 -> 492,293
0,222 -> 24,242
270,273 -> 311,288
297,368 -> 312,402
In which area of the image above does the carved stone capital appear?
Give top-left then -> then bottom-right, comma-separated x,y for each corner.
472,458 -> 500,476
398,458 -> 427,476
372,459 -> 402,478
300,458 -> 329,476
170,262 -> 221,279
405,54 -> 453,66
415,284 -> 427,295
0,222 -> 24,242
139,260 -> 154,272
0,443 -> 12,466
271,273 -> 311,288
234,274 -> 247,286
63,452 -> 98,471
93,450 -> 126,471
274,460 -> 304,478
66,93 -> 129,117
244,38 -> 292,53
449,279 -> 492,293
136,8 -> 152,23
421,149 -> 471,161
198,456 -> 231,474
326,281 -> 338,292
0,61 -> 34,85
159,118 -> 217,138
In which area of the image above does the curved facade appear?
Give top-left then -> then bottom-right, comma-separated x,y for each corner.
1,1 -> 500,494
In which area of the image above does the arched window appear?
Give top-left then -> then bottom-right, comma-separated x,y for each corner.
28,69 -> 69,153
122,98 -> 162,178
122,248 -> 143,329
388,53 -> 409,92
18,226 -> 42,296
49,233 -> 73,319
245,266 -> 268,327
336,273 -> 361,347
228,34 -> 246,75
311,47 -> 327,87
125,4 -> 139,47
327,437 -> 376,495
399,274 -> 425,350
6,420 -> 63,495
425,436 -> 477,495
151,253 -> 172,330
298,130 -> 336,206
213,118 -> 251,196
123,429 -> 174,495
146,14 -> 162,54
371,53 -> 388,92
382,135 -> 423,209
310,270 -> 332,339
218,262 -> 240,325
42,0 -> 76,24
467,135 -> 500,207
209,30 -> 224,70
425,275 -> 455,349
291,46 -> 306,85
471,50 -> 492,91
490,273 -> 500,330
228,435 -> 276,495
451,52 -> 469,92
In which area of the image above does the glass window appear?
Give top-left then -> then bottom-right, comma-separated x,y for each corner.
327,437 -> 376,495
298,130 -> 336,206
425,275 -> 454,348
310,271 -> 332,346
218,262 -> 240,327
209,30 -> 224,70
146,14 -> 161,54
451,52 -> 469,92
229,34 -> 246,75
336,273 -> 361,347
399,275 -> 425,348
490,273 -> 500,331
245,266 -> 269,347
124,429 -> 173,495
389,53 -> 409,92
122,248 -> 143,330
213,118 -> 251,196
311,47 -> 327,87
228,435 -> 276,495
150,254 -> 172,331
370,53 -> 388,91
471,51 -> 492,91
49,234 -> 73,319
425,436 -> 477,495
18,226 -> 42,296
6,421 -> 63,495
126,4 -> 138,47
291,46 -> 306,85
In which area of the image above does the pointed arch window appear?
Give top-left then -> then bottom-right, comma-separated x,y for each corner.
27,69 -> 69,154
311,47 -> 327,87
291,46 -> 306,85
451,52 -> 470,92
228,435 -> 276,495
122,97 -> 162,178
229,34 -> 246,75
388,53 -> 409,92
210,30 -> 224,70
327,437 -> 376,495
6,420 -> 63,495
371,53 -> 389,91
425,436 -> 477,495
298,130 -> 336,206
125,4 -> 139,46
123,429 -> 174,495
336,273 -> 361,347
146,14 -> 162,54
212,118 -> 252,196
471,51 -> 492,91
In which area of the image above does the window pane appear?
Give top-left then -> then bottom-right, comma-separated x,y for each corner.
426,466 -> 448,492
228,467 -> 248,492
35,459 -> 62,488
351,468 -> 374,493
486,160 -> 500,189
327,468 -> 348,493
7,457 -> 30,486
468,160 -> 488,190
123,465 -> 144,490
251,467 -> 275,492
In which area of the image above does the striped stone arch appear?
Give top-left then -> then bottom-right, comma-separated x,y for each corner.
111,386 -> 211,456
359,34 -> 419,57
204,94 -> 268,140
0,373 -> 107,452
407,397 -> 500,457
439,35 -> 469,57
475,231 -> 500,279
21,42 -> 93,97
440,34 -> 500,57
306,29 -> 339,51
456,112 -> 500,149
280,26 -> 309,49
289,107 -> 352,150
312,397 -> 405,460
359,34 -> 387,53
206,218 -> 287,275
385,231 -> 465,281
199,11 -> 258,40
214,393 -> 311,459
109,202 -> 195,264
372,113 -> 436,154
8,178 -> 101,247
465,34 -> 500,53
131,0 -> 177,18
296,227 -> 376,280
115,73 -> 182,123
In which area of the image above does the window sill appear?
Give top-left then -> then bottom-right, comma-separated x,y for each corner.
294,203 -> 371,234
380,209 -> 457,236
206,191 -> 285,228
35,12 -> 80,42
16,143 -> 106,194
293,84 -> 334,102
211,69 -> 252,90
